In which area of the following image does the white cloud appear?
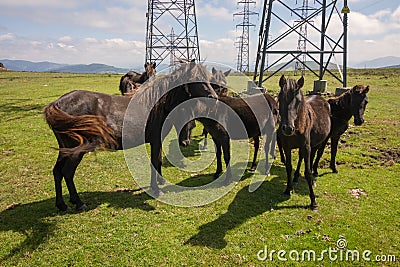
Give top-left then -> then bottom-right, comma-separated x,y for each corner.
197,3 -> 232,21
391,6 -> 400,24
0,34 -> 146,68
58,36 -> 73,42
348,34 -> 400,64
0,0 -> 82,8
0,33 -> 16,41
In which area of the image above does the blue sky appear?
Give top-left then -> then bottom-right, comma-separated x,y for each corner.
0,0 -> 399,69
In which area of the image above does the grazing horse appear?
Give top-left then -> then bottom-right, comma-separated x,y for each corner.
298,85 -> 369,176
119,62 -> 156,95
44,63 -> 218,211
277,75 -> 331,210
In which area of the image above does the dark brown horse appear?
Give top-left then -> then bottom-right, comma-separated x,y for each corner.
44,63 -> 218,211
178,91 -> 278,183
295,85 -> 369,177
119,62 -> 156,95
178,67 -> 230,147
277,75 -> 331,210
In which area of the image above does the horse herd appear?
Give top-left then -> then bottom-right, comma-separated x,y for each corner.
44,61 -> 369,212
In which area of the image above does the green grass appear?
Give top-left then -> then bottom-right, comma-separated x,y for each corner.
0,69 -> 399,266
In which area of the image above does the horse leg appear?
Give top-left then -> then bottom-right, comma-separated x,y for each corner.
277,135 -> 285,164
150,142 -> 163,196
53,154 -> 69,211
264,128 -> 276,176
293,151 -> 303,184
249,136 -> 259,172
62,153 -> 87,211
283,148 -> 293,197
313,138 -> 328,177
221,138 -> 232,185
202,128 -> 208,150
213,138 -> 223,179
303,143 -> 317,210
330,136 -> 340,173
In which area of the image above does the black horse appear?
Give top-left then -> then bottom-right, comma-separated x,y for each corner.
277,75 -> 331,210
119,62 -> 156,95
296,84 -> 369,177
44,63 -> 218,211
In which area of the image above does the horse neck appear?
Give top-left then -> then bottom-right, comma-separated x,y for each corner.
330,93 -> 353,122
294,94 -> 310,134
138,72 -> 148,83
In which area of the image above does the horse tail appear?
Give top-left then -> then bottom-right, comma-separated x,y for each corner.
44,103 -> 118,156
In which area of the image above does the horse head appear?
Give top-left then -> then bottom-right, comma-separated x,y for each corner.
211,67 -> 230,96
144,62 -> 156,79
278,75 -> 305,136
349,85 -> 369,126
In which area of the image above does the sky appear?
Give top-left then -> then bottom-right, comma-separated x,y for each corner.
0,0 -> 399,69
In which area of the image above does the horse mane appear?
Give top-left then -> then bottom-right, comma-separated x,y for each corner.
131,63 -> 212,111
295,92 -> 309,134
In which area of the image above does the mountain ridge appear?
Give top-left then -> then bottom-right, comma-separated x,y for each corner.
0,59 -> 133,74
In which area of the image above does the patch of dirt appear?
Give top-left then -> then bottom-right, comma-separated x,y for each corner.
349,188 -> 368,199
367,148 -> 400,166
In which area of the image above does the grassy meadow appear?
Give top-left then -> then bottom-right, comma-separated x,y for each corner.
0,68 -> 399,266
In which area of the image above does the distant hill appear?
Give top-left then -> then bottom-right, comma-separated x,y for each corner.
51,63 -> 130,74
0,59 -> 131,74
381,64 -> 400,69
354,56 -> 400,69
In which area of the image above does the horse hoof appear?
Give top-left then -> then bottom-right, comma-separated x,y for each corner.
56,203 -> 70,212
222,179 -> 230,186
248,168 -> 256,173
310,205 -> 318,212
158,177 -> 166,185
76,204 -> 88,211
283,191 -> 291,197
213,172 -> 222,179
151,189 -> 164,198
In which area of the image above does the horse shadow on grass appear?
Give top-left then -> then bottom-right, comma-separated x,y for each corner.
184,162 -> 313,249
0,190 -> 154,262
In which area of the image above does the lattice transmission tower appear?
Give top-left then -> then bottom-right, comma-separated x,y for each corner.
234,0 -> 258,72
253,0 -> 350,87
294,0 -> 315,76
145,0 -> 201,67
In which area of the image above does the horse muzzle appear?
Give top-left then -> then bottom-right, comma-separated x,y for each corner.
354,118 -> 364,126
281,124 -> 295,136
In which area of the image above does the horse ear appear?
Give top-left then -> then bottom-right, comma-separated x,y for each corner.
224,69 -> 231,77
144,62 -> 148,69
363,85 -> 370,94
279,75 -> 286,88
297,76 -> 304,89
190,59 -> 196,63
212,67 -> 217,75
